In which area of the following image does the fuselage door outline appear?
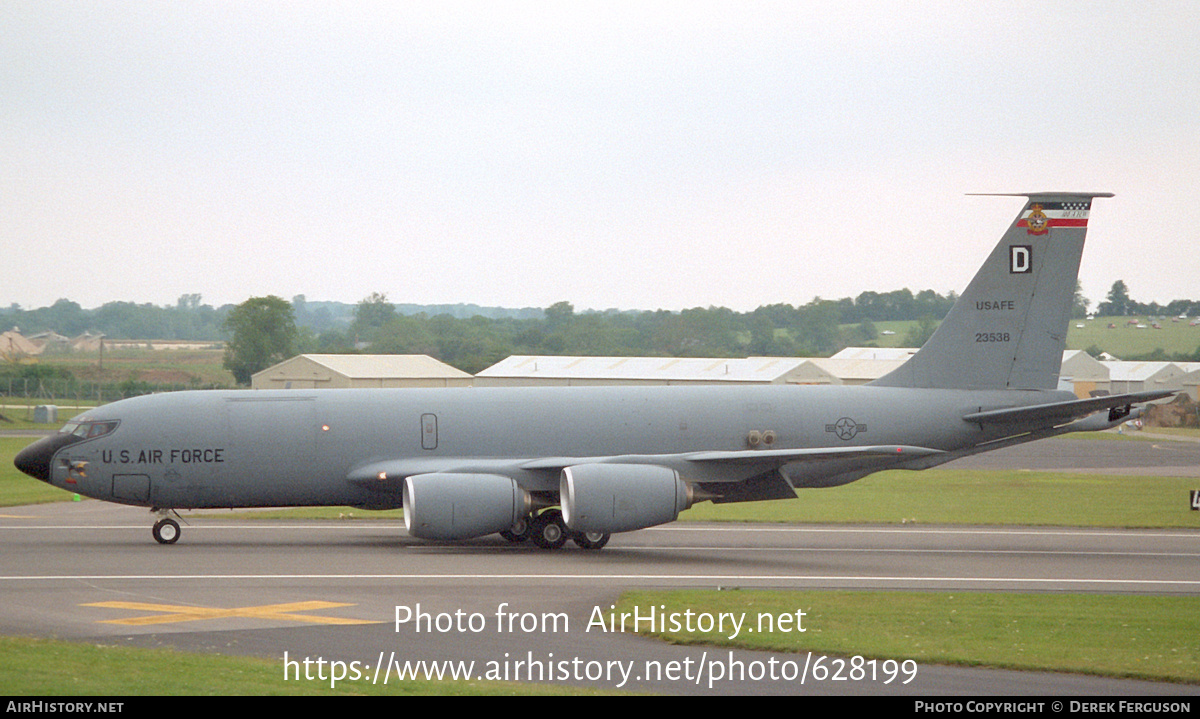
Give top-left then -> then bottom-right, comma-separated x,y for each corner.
421,413 -> 438,451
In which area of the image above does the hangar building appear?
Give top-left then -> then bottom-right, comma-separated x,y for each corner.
1100,361 -> 1187,395
252,354 -> 473,389
474,356 -> 814,387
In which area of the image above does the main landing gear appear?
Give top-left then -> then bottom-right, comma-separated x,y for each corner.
151,509 -> 183,545
500,509 -> 610,550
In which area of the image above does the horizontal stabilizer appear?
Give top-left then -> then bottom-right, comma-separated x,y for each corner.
962,390 -> 1175,425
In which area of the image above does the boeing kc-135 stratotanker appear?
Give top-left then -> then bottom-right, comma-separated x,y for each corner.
15,193 -> 1172,549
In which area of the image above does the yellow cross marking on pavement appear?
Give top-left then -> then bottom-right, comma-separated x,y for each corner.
82,600 -> 381,626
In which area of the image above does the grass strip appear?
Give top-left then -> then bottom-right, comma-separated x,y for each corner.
681,469 -> 1200,528
180,469 -> 1200,529
613,590 -> 1200,684
0,437 -> 80,505
0,636 -> 594,695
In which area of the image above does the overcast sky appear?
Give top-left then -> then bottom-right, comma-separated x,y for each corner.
3,1 -> 1198,313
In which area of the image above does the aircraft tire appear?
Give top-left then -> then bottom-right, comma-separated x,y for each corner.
572,531 -> 610,550
152,518 -> 180,545
499,516 -> 530,543
530,510 -> 567,550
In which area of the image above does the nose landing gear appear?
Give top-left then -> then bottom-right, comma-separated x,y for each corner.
150,509 -> 183,544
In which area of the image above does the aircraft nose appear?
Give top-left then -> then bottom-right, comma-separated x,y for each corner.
14,436 -> 57,483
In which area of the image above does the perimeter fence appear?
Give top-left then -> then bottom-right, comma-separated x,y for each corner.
0,377 -> 229,415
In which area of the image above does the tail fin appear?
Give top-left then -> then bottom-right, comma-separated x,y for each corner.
871,192 -> 1113,391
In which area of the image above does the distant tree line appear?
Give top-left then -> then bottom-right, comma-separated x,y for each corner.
0,294 -> 542,341
1,295 -> 231,341
2,289 -> 962,340
6,282 -> 1199,383
295,290 -> 967,375
1094,280 -> 1200,318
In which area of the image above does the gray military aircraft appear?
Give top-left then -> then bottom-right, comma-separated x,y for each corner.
15,192 -> 1172,549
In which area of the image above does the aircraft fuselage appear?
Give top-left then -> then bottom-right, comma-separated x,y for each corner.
24,384 -> 1071,510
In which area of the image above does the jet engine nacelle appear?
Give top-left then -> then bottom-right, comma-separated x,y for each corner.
559,463 -> 693,534
403,473 -> 531,540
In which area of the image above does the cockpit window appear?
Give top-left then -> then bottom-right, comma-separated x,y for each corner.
88,421 -> 118,438
60,420 -> 118,439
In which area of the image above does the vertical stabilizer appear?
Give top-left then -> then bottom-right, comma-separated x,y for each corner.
871,193 -> 1112,391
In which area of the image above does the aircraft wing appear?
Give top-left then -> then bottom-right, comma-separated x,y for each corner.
346,458 -> 530,487
681,445 -> 942,463
961,390 -> 1175,425
346,444 -> 944,491
521,445 -> 941,468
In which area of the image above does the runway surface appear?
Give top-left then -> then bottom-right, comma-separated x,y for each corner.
2,434 -> 1198,695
